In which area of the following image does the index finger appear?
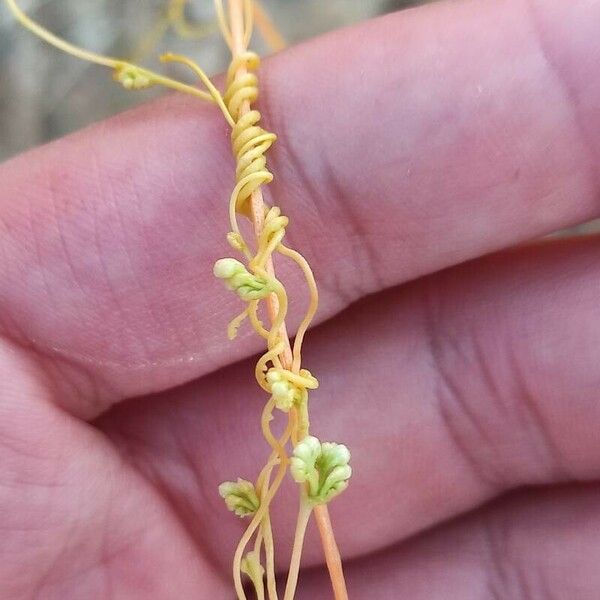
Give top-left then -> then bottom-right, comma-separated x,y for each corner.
0,0 -> 597,416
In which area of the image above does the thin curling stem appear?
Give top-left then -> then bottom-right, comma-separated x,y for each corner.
250,529 -> 267,600
248,301 -> 270,339
260,398 -> 287,469
4,0 -> 216,103
224,2 -> 348,598
216,0 -> 253,51
277,244 -> 319,373
8,1 -> 348,597
262,513 -> 278,600
130,0 -> 216,63
232,410 -> 295,599
255,578 -> 266,600
5,0 -> 115,67
253,526 -> 264,555
283,496 -> 313,600
223,0 -> 294,368
160,52 -> 235,126
314,504 -> 349,600
231,404 -> 294,600
217,0 -> 285,53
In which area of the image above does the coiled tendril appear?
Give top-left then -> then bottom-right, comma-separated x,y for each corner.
225,52 -> 277,216
3,1 -> 350,597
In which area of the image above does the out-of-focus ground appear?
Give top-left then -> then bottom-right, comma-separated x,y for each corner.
0,0 -> 428,160
1,1 -> 596,235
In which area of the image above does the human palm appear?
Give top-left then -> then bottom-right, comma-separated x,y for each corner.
2,0 -> 600,598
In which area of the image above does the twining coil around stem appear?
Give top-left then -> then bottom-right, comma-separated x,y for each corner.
4,0 -> 349,597
225,52 -> 277,217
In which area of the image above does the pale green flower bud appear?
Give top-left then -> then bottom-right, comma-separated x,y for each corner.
218,478 -> 260,517
213,258 -> 274,300
241,551 -> 265,593
213,257 -> 245,279
318,442 -> 352,501
114,65 -> 153,90
290,436 -> 351,504
265,368 -> 318,412
266,369 -> 297,411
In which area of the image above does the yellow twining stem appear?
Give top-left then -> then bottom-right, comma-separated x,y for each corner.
278,243 -> 319,372
210,36 -> 322,592
216,0 -> 286,54
213,2 -> 344,599
232,408 -> 296,600
117,0 -> 281,66
283,494 -> 313,600
4,0 -> 216,103
6,0 -> 349,597
159,52 -> 234,126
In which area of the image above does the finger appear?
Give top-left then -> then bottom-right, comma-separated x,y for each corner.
294,484 -> 600,599
2,0 -> 600,415
100,234 -> 600,568
0,342 -> 228,599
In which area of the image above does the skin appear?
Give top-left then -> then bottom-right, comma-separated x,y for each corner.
1,0 -> 600,597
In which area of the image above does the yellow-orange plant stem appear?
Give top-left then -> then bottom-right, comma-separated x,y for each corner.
314,504 -> 349,600
227,0 -> 292,366
227,2 -> 348,598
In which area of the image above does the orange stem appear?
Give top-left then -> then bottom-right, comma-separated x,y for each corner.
228,0 -> 293,369
314,504 -> 349,600
253,0 -> 286,52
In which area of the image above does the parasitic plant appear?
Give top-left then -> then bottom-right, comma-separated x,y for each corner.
4,1 -> 352,598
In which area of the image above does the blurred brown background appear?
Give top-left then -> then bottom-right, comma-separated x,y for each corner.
0,0 -> 429,161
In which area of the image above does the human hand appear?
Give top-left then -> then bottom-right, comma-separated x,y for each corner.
1,0 -> 600,597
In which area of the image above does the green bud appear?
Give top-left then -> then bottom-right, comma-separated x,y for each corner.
213,258 -> 274,300
218,478 -> 260,517
213,257 -> 245,279
114,65 -> 153,90
241,551 -> 265,594
290,436 -> 352,504
265,368 -> 318,412
266,370 -> 297,411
